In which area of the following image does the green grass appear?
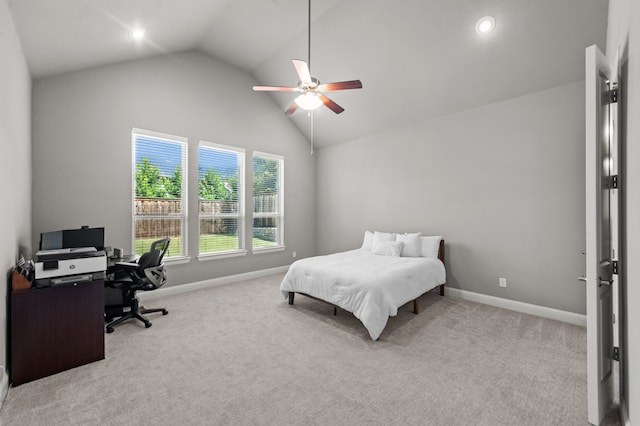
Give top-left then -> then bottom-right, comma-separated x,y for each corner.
134,234 -> 276,256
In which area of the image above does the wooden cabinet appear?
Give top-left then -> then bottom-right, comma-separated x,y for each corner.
10,280 -> 105,386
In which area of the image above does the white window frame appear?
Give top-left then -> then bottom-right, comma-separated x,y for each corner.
197,141 -> 246,260
252,151 -> 285,253
131,128 -> 189,261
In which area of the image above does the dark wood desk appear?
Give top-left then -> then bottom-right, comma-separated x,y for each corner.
10,280 -> 105,386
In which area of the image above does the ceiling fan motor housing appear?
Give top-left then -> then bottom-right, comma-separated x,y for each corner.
300,77 -> 320,92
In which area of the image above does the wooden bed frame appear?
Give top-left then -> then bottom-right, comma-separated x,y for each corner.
288,239 -> 446,316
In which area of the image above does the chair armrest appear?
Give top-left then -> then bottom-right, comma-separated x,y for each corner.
115,262 -> 139,268
107,261 -> 139,275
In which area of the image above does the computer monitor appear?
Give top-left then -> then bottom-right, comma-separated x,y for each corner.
39,227 -> 105,250
40,230 -> 63,250
63,228 -> 104,250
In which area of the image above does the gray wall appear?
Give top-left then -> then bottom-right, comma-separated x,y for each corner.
607,0 -> 639,423
316,81 -> 586,315
32,50 -> 315,286
0,0 -> 32,380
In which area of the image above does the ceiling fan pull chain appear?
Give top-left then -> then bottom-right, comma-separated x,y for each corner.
310,110 -> 314,155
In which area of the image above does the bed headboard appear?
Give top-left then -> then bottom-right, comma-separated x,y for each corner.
438,239 -> 445,264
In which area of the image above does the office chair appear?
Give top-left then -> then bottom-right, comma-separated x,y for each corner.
105,238 -> 170,333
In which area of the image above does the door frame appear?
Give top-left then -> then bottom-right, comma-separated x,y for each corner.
585,44 -> 619,425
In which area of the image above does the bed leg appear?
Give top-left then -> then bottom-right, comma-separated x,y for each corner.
439,284 -> 445,296
288,292 -> 295,305
333,306 -> 337,316
413,299 -> 419,314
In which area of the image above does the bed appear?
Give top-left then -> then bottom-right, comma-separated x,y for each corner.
280,233 -> 446,340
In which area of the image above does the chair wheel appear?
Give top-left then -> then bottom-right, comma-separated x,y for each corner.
145,321 -> 152,328
162,310 -> 168,315
106,327 -> 114,334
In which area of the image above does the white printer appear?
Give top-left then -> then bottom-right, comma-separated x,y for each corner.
34,227 -> 107,287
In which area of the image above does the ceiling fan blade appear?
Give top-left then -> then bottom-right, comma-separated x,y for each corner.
253,85 -> 299,92
292,59 -> 312,85
318,94 -> 345,114
285,101 -> 299,115
318,80 -> 363,92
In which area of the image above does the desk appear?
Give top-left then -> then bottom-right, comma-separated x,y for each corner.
10,280 -> 105,386
107,254 -> 138,269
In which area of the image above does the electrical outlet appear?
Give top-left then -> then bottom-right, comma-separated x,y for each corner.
292,251 -> 297,258
499,277 -> 507,288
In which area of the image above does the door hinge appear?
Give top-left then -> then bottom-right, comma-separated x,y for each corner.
611,175 -> 619,189
612,260 -> 618,275
613,346 -> 620,361
604,88 -> 618,104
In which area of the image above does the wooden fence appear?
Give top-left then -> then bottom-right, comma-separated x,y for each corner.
134,194 -> 278,239
134,198 -> 182,239
253,193 -> 278,214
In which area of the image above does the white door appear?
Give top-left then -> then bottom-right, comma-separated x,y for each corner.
585,44 -> 618,425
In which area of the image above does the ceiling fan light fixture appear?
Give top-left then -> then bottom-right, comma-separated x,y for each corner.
295,92 -> 322,110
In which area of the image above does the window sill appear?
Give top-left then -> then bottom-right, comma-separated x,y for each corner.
197,249 -> 248,262
252,245 -> 286,254
164,256 -> 192,265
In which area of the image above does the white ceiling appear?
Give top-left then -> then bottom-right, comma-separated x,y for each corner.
7,0 -> 609,148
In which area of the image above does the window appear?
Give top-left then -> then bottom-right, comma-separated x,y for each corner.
198,142 -> 245,256
132,129 -> 188,258
252,152 -> 284,251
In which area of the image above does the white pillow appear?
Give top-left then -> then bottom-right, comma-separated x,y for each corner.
361,230 -> 374,251
421,236 -> 442,258
396,232 -> 422,257
372,240 -> 404,257
372,231 -> 396,251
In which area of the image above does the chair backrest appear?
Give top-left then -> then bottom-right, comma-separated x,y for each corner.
136,249 -> 160,272
150,238 -> 171,263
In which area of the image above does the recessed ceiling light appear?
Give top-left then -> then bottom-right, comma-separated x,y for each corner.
130,28 -> 146,40
475,16 -> 496,35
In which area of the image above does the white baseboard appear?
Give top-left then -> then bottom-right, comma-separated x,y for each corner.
139,265 -> 290,302
136,267 -> 586,327
446,287 -> 586,327
135,266 -> 585,327
0,367 -> 8,410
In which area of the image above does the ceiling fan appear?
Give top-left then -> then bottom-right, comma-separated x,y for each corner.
252,0 -> 362,116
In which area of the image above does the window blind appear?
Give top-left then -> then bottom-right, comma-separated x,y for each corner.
198,141 -> 245,255
132,128 -> 188,257
252,151 -> 284,249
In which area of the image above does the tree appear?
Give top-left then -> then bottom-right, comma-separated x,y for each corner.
253,157 -> 278,195
135,157 -> 181,198
199,168 -> 223,200
164,165 -> 182,198
136,157 -> 164,197
199,168 -> 237,201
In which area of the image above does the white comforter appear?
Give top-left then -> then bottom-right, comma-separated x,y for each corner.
280,249 -> 446,340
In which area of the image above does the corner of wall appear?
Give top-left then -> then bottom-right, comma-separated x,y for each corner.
0,366 -> 9,410
620,397 -> 631,426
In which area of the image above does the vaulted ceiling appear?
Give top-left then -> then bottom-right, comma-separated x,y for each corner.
7,0 -> 609,148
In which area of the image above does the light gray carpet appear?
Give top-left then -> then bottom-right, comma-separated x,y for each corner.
0,273 -> 618,425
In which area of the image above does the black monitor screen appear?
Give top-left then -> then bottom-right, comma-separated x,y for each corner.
63,228 -> 104,250
39,227 -> 105,250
